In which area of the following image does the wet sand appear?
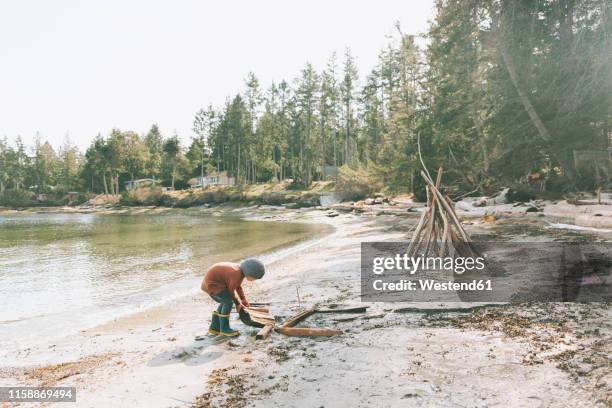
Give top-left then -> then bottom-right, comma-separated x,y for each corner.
0,206 -> 610,407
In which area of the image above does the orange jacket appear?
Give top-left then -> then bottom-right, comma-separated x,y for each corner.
201,262 -> 246,302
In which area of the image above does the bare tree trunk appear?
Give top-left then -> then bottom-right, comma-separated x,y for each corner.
103,172 -> 109,195
346,101 -> 350,165
320,119 -> 326,170
334,130 -> 337,167
272,150 -> 276,181
499,47 -> 551,142
471,109 -> 490,172
171,163 -> 176,189
299,142 -> 303,182
237,144 -> 241,183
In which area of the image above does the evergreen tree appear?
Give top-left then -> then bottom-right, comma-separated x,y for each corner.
57,136 -> 82,191
340,49 -> 359,166
144,124 -> 164,180
163,134 -> 182,189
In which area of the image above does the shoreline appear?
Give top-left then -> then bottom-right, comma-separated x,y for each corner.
0,207 -> 349,407
0,206 -> 332,360
0,207 -> 610,407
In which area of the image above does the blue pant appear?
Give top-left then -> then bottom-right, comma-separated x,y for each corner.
210,289 -> 233,315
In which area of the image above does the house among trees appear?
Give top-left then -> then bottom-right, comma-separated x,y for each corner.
125,178 -> 157,190
189,171 -> 235,188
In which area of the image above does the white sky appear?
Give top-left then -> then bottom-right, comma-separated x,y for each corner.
0,0 -> 434,150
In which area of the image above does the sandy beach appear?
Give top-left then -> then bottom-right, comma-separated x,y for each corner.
1,206 -> 610,407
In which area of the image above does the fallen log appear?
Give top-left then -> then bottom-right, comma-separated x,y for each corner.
255,324 -> 274,340
275,327 -> 343,337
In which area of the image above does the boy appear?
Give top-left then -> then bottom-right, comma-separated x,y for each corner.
201,258 -> 265,337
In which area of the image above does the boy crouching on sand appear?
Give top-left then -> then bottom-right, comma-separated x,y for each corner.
201,258 -> 265,337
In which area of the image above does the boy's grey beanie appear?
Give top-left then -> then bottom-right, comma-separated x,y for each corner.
240,258 -> 265,279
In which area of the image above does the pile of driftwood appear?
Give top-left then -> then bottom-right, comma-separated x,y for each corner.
240,306 -> 367,340
407,167 -> 477,258
239,305 -> 275,327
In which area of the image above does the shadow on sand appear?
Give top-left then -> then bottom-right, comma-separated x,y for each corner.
147,335 -> 232,367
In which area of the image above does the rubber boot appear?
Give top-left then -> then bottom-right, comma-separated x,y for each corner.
218,313 -> 240,337
208,311 -> 220,335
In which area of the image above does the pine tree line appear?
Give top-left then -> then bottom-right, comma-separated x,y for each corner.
1,0 -> 609,197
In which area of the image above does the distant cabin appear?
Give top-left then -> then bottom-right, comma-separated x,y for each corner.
189,171 -> 236,188
125,178 -> 157,190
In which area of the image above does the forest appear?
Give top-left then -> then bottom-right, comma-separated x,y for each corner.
0,0 -> 609,203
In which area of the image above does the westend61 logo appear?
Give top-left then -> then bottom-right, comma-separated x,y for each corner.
361,242 -> 612,303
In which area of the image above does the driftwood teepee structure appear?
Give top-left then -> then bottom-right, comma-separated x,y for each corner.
407,165 -> 478,259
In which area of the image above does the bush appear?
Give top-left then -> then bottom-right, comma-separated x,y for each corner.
0,190 -> 37,207
119,187 -> 165,206
119,190 -> 138,206
74,194 -> 89,205
335,165 -> 383,201
257,192 -> 288,206
412,175 -> 428,202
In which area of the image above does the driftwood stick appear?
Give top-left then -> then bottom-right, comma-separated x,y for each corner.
435,167 -> 443,189
275,327 -> 343,337
417,133 -> 434,185
244,307 -> 275,321
411,206 -> 432,256
435,194 -> 451,256
407,208 -> 428,256
393,304 -> 507,314
423,193 -> 436,256
281,308 -> 317,328
430,167 -> 445,256
421,171 -> 470,243
317,306 -> 368,314
255,324 -> 274,340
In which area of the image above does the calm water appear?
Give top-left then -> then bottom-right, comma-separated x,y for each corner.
0,212 -> 320,352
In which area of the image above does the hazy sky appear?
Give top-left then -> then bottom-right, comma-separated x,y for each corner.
0,0 -> 434,150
